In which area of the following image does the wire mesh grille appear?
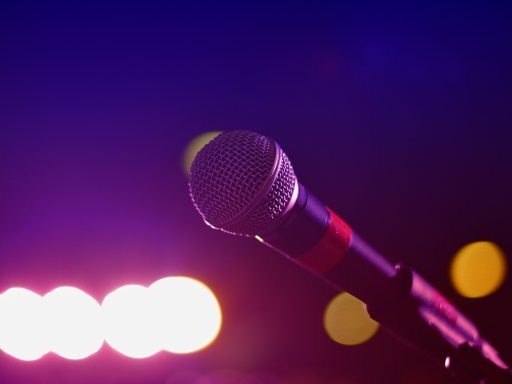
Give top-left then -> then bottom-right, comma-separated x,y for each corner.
189,131 -> 297,236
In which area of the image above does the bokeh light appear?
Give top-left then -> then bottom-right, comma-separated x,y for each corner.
101,284 -> 161,358
149,276 -> 222,354
43,287 -> 103,360
450,241 -> 508,298
0,288 -> 48,361
183,131 -> 222,174
0,277 -> 222,361
323,292 -> 379,346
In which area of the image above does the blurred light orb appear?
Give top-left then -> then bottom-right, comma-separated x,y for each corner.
183,131 -> 222,174
149,276 -> 222,354
323,292 -> 379,346
102,284 -> 161,358
450,241 -> 507,298
0,288 -> 48,361
0,277 -> 222,361
43,287 -> 103,360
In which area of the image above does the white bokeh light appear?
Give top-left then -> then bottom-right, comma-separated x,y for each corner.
43,287 -> 103,360
149,277 -> 222,354
0,277 -> 222,361
0,288 -> 49,361
101,284 -> 161,358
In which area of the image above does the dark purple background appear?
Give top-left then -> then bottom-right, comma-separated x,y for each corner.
1,2 -> 511,383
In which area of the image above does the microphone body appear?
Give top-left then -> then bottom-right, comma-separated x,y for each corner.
258,182 -> 507,372
188,130 -> 510,382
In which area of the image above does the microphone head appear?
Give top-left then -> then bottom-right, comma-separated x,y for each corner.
188,131 -> 298,236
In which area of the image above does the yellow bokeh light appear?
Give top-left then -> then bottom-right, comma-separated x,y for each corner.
450,241 -> 507,298
183,131 -> 222,175
323,292 -> 379,346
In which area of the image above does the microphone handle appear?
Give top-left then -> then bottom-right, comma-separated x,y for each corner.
258,184 -> 510,381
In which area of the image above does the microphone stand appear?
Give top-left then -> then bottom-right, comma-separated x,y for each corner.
366,263 -> 512,384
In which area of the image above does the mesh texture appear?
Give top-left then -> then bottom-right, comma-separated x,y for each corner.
189,130 -> 297,236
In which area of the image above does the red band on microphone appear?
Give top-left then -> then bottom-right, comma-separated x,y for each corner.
296,208 -> 352,274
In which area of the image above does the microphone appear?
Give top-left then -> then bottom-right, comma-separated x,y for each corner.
188,130 -> 510,381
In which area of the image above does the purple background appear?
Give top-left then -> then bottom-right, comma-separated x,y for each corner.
1,2 -> 511,383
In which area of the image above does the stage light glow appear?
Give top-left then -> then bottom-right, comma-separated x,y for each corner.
101,284 -> 161,358
323,292 -> 379,346
0,277 -> 222,361
43,287 -> 103,360
450,241 -> 507,298
183,131 -> 222,174
0,288 -> 48,361
149,277 -> 222,354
